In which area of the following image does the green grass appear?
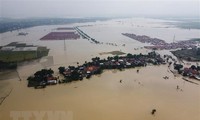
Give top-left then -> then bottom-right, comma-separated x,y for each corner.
0,51 -> 37,62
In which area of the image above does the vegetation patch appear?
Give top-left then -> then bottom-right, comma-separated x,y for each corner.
99,51 -> 126,55
171,48 -> 200,61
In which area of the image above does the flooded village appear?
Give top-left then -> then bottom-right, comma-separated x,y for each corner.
122,33 -> 198,50
23,26 -> 200,89
27,51 -> 165,88
0,18 -> 200,120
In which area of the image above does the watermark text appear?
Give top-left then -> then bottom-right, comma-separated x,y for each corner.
10,111 -> 73,120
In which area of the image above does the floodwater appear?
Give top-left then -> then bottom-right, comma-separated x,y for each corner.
0,18 -> 200,120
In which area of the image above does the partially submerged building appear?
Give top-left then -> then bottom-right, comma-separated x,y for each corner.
0,42 -> 49,63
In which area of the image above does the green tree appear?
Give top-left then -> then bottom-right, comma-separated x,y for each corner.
174,64 -> 183,71
190,65 -> 197,70
114,56 -> 119,60
197,48 -> 200,55
127,53 -> 132,58
58,67 -> 65,74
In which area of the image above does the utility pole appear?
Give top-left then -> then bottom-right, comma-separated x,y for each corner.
64,39 -> 66,51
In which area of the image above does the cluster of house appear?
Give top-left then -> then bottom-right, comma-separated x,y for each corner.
173,63 -> 200,81
33,76 -> 58,89
61,65 -> 100,80
122,33 -> 166,45
28,52 -> 166,89
27,69 -> 59,88
144,42 -> 196,50
182,67 -> 200,80
28,51 -> 200,89
59,52 -> 165,82
122,33 -> 197,50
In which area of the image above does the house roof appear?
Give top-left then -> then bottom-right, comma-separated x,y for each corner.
86,66 -> 99,72
184,68 -> 199,75
13,47 -> 38,51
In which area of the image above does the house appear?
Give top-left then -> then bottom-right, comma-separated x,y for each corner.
63,70 -> 71,77
100,63 -> 104,66
85,66 -> 99,74
46,77 -> 57,85
126,62 -> 131,66
47,80 -> 57,85
183,67 -> 199,78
